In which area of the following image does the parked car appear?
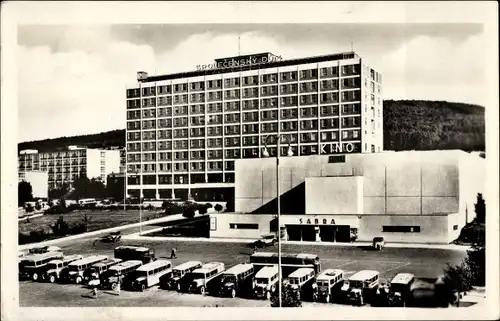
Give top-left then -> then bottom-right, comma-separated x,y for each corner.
100,232 -> 122,243
42,255 -> 83,283
312,269 -> 344,303
372,237 -> 385,250
252,234 -> 277,248
218,263 -> 255,298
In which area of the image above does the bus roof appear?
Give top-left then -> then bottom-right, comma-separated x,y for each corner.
349,270 -> 379,281
136,259 -> 171,271
109,260 -> 143,271
254,266 -> 278,279
115,246 -> 150,252
22,252 -> 63,261
173,261 -> 202,271
93,258 -> 122,267
251,252 -> 318,260
288,268 -> 315,278
223,263 -> 253,276
194,262 -> 224,274
391,273 -> 415,285
69,255 -> 108,266
316,269 -> 344,280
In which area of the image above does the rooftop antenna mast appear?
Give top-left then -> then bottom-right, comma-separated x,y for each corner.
238,35 -> 241,56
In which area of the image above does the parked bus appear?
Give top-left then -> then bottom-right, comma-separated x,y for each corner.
65,255 -> 108,284
42,255 -> 84,283
286,268 -> 316,301
114,246 -> 156,264
180,262 -> 225,295
160,261 -> 202,291
341,270 -> 380,305
101,260 -> 143,291
19,252 -> 64,281
312,269 -> 344,303
253,265 -> 279,300
389,273 -> 415,307
28,246 -> 63,255
218,263 -> 255,298
249,252 -> 321,276
131,259 -> 172,291
83,258 -> 123,283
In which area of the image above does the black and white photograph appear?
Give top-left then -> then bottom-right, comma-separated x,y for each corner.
1,1 -> 498,321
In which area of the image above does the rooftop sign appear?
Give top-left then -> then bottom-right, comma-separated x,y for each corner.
196,53 -> 283,71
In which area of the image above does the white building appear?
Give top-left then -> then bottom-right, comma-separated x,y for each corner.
209,150 -> 485,244
18,170 -> 49,199
18,146 -> 121,189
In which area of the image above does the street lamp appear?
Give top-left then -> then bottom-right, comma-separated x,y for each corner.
262,134 -> 293,308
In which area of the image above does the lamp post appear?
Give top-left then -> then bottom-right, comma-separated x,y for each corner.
262,134 -> 294,308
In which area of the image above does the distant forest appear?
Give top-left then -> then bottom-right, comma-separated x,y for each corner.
19,100 -> 485,153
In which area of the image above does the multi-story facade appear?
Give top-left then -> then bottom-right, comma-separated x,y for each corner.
18,170 -> 49,199
18,146 -> 121,190
125,52 -> 383,204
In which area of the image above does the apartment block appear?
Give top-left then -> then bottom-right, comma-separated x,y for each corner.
18,146 -> 121,190
125,52 -> 383,203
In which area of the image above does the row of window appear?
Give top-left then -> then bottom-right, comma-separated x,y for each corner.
128,102 -> 363,121
127,90 -> 362,109
127,64 -> 364,98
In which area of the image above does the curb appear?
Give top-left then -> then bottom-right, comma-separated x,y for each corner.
123,234 -> 470,251
18,214 -> 185,250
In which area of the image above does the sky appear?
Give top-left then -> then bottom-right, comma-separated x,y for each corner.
17,23 -> 486,142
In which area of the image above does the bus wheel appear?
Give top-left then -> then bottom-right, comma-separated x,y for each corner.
231,289 -> 236,298
49,275 -> 56,283
76,276 -> 82,284
200,286 -> 206,295
32,273 -> 39,281
326,295 -> 330,303
111,283 -> 118,291
141,284 -> 146,292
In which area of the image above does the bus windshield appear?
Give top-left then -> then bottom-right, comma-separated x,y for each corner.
24,260 -> 37,267
255,277 -> 268,285
289,278 -> 299,285
135,270 -> 148,278
350,280 -> 363,288
173,269 -> 182,277
190,272 -> 205,280
68,265 -> 80,271
222,275 -> 236,284
47,263 -> 59,270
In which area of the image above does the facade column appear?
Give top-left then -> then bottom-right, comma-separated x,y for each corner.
315,226 -> 321,242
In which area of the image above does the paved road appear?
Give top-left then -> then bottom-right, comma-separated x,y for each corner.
19,236 -> 466,307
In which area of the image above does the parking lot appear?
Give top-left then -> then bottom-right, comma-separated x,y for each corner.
19,233 -> 467,307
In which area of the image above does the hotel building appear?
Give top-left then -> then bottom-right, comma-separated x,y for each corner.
125,51 -> 383,204
18,146 -> 121,190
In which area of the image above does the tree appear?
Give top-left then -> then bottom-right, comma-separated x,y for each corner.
82,213 -> 92,232
48,182 -> 71,199
51,216 -> 70,236
18,181 -> 33,207
474,193 -> 485,224
270,281 -> 302,307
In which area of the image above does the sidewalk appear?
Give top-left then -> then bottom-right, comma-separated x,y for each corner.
123,233 -> 470,251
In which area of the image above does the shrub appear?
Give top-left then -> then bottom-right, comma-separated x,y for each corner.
51,216 -> 70,236
205,203 -> 213,209
214,204 -> 223,213
183,206 -> 196,219
198,205 -> 208,215
270,281 -> 302,307
70,223 -> 87,235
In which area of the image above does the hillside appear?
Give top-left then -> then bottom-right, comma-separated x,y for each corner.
18,100 -> 485,153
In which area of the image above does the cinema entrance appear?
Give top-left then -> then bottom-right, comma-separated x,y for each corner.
283,216 -> 359,243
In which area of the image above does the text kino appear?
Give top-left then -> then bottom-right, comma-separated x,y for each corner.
321,143 -> 354,154
299,218 -> 336,225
